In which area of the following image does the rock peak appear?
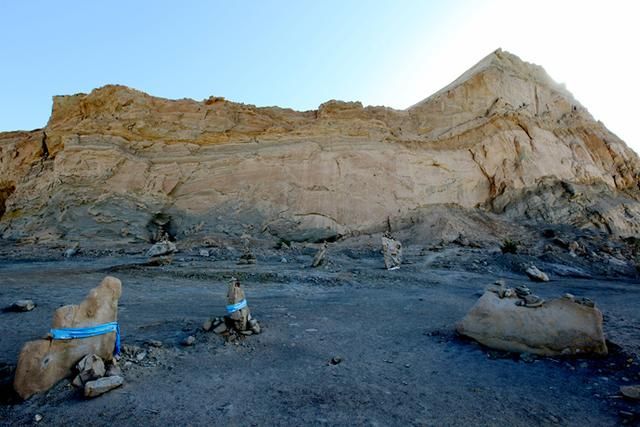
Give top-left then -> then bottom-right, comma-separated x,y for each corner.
410,48 -> 575,110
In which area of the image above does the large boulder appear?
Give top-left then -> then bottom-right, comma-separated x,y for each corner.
13,276 -> 122,399
456,291 -> 607,356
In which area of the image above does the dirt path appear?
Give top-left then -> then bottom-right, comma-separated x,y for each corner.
1,248 -> 639,426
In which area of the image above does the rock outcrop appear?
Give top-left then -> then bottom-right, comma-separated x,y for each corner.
13,276 -> 122,399
1,49 -> 638,244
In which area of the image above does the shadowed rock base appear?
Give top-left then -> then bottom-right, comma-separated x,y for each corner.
456,291 -> 607,357
13,276 -> 122,399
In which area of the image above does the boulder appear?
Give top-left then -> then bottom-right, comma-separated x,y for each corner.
13,276 -> 122,399
382,235 -> 402,270
526,265 -> 550,282
84,375 -> 124,398
456,291 -> 607,356
146,240 -> 176,257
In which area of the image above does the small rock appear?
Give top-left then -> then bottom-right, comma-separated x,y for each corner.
249,320 -> 261,335
75,354 -> 106,386
526,265 -> 550,282
123,361 -> 132,369
620,385 -> 640,400
135,351 -> 147,362
280,257 -> 288,263
199,249 -> 210,257
84,375 -> 124,398
63,243 -> 80,258
181,336 -> 196,346
202,319 -> 213,331
330,356 -> 342,365
239,330 -> 253,336
146,241 -> 177,258
9,299 -> 35,312
145,339 -> 163,348
34,414 -> 43,423
213,323 -> 228,334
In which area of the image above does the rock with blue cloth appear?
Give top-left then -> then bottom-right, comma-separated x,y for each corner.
13,276 -> 122,399
225,278 -> 260,335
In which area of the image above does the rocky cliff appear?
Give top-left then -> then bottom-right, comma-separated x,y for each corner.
1,49 -> 639,245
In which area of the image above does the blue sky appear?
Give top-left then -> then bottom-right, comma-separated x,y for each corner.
1,1 -> 639,152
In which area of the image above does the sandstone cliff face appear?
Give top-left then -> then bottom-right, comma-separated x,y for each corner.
1,49 -> 638,244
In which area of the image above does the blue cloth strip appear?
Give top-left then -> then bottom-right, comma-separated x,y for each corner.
50,321 -> 120,355
226,299 -> 247,314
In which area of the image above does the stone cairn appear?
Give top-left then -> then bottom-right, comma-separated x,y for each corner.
204,278 -> 261,341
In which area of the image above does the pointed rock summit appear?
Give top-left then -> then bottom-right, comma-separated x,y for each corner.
1,49 -> 639,244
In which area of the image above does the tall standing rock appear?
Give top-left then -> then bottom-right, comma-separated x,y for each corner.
382,234 -> 402,270
226,278 -> 250,332
14,276 -> 122,399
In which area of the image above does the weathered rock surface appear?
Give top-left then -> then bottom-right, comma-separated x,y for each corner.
456,291 -> 607,356
13,276 -> 122,399
1,49 -> 639,244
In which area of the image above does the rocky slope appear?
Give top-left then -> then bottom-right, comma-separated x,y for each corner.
1,49 -> 639,245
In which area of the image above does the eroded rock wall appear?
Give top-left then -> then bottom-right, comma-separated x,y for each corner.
1,49 -> 638,244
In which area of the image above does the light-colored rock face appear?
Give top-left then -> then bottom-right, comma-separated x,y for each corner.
456,291 -> 607,356
13,276 -> 122,399
0,49 -> 638,243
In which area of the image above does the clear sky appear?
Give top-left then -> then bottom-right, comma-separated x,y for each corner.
1,1 -> 639,152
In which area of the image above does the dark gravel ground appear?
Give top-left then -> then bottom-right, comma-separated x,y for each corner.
0,243 -> 639,426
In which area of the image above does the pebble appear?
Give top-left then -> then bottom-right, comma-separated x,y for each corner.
34,414 -> 43,423
136,351 -> 147,362
181,336 -> 196,346
202,319 -> 213,332
330,356 -> 342,365
199,249 -> 210,257
281,257 -> 288,263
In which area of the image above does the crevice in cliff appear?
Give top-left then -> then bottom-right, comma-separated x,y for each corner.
0,181 -> 16,220
468,148 -> 497,199
41,132 -> 49,160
